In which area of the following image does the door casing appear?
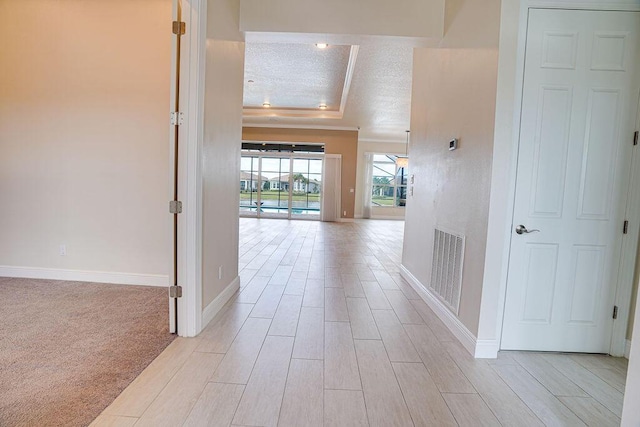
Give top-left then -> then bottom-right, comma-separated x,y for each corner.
501,8 -> 640,352
491,1 -> 640,357
170,0 -> 207,337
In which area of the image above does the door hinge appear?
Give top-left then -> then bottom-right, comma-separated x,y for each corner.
623,220 -> 629,234
172,21 -> 186,35
634,131 -> 638,146
169,200 -> 183,214
169,285 -> 183,298
170,111 -> 184,126
613,305 -> 618,319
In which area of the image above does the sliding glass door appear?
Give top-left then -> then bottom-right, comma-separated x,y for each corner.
239,152 -> 323,220
260,156 -> 291,219
240,155 -> 260,217
291,157 -> 322,220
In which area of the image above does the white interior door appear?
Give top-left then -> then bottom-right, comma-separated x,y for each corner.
502,9 -> 640,352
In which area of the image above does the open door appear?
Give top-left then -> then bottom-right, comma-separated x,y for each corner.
168,0 -> 185,334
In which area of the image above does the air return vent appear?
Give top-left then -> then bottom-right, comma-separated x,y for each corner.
429,228 -> 465,315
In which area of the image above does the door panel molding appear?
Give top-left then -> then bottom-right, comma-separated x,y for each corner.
479,1 -> 640,361
500,7 -> 640,354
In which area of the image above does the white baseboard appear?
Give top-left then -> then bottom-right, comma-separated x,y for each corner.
475,339 -> 500,358
0,265 -> 168,287
201,276 -> 240,329
338,218 -> 355,223
399,264 -> 496,358
626,339 -> 632,359
371,215 -> 405,220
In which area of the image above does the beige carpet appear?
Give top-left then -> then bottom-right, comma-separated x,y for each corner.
0,277 -> 175,427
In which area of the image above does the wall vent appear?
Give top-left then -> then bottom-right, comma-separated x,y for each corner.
429,228 -> 465,315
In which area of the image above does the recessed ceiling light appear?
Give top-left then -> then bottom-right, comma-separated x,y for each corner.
319,104 -> 327,110
315,43 -> 328,49
262,102 -> 271,108
247,79 -> 254,83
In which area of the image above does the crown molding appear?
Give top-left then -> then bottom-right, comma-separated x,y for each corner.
242,123 -> 360,132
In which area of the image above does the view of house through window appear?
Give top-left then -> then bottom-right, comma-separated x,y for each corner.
240,143 -> 323,220
372,154 -> 407,207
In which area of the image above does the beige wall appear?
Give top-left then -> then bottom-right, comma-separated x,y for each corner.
202,0 -> 245,309
355,140 -> 407,219
242,127 -> 359,219
0,0 -> 172,277
402,48 -> 499,335
239,0 -> 445,39
442,0 -> 501,49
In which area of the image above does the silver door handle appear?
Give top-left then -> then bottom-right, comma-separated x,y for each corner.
515,224 -> 540,235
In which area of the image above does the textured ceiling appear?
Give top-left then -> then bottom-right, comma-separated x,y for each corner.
341,41 -> 413,141
242,40 -> 414,142
244,43 -> 351,111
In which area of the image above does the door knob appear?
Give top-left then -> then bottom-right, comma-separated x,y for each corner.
515,224 -> 540,235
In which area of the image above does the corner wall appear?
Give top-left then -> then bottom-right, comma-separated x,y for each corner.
402,48 -> 499,336
0,0 -> 172,282
201,0 -> 245,311
627,237 -> 640,342
241,127 -> 359,219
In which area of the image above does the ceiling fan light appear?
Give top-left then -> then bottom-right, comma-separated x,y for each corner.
396,130 -> 410,168
396,157 -> 409,168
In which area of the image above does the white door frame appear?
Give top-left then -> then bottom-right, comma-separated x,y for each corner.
485,0 -> 640,358
171,0 -> 207,337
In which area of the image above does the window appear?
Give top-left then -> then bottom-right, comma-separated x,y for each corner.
371,154 -> 407,207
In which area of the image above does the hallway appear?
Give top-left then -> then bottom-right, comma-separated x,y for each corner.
94,219 -> 627,426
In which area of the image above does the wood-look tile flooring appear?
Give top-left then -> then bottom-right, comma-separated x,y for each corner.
93,218 -> 628,427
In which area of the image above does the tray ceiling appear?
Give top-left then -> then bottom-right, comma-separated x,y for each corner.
244,43 -> 352,113
242,40 -> 413,142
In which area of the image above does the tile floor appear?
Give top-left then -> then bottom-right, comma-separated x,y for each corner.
92,218 -> 628,426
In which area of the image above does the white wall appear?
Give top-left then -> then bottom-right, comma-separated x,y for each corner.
627,236 -> 640,341
0,0 -> 172,283
475,0 -> 522,349
201,0 -> 245,310
623,282 -> 640,425
402,48 -> 499,336
355,140 -> 408,219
